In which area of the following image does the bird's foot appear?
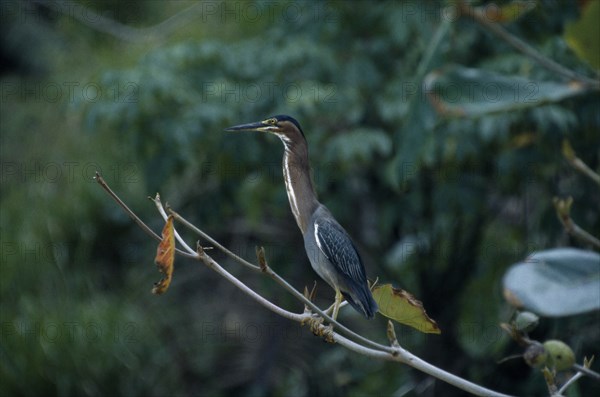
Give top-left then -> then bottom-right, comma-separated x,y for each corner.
301,314 -> 335,343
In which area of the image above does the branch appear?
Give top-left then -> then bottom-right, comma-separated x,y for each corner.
195,240 -> 514,397
562,140 -> 600,187
166,207 -> 392,353
553,360 -> 600,395
94,172 -> 195,258
150,194 -> 197,256
458,1 -> 600,90
553,197 -> 600,249
333,330 -> 515,397
195,245 -> 306,323
34,0 -> 205,43
573,363 -> 600,382
95,175 -> 514,397
556,371 -> 584,396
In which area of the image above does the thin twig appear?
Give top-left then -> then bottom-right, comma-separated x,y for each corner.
34,0 -> 205,43
93,172 -> 195,258
568,158 -> 600,186
168,209 -> 261,272
553,197 -> 600,249
150,194 -> 196,256
563,140 -> 600,187
557,371 -> 585,395
332,331 -> 513,397
458,1 -> 600,89
168,208 -> 393,353
194,241 -> 515,397
573,363 -> 600,381
181,222 -> 514,396
196,246 -> 305,323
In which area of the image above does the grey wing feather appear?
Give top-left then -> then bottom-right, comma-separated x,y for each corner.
314,217 -> 367,284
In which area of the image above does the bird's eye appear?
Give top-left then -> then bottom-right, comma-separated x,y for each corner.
268,118 -> 277,125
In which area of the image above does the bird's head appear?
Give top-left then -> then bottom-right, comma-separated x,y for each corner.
224,115 -> 305,144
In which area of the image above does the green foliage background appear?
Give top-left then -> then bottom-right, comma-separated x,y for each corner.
1,1 -> 598,396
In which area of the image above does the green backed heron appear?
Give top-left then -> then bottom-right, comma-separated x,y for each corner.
225,115 -> 378,320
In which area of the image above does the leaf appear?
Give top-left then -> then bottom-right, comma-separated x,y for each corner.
372,284 -> 441,334
152,215 -> 175,295
502,248 -> 600,316
564,0 -> 600,70
423,65 -> 587,117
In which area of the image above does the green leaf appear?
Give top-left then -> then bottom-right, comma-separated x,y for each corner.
564,1 -> 600,70
372,284 -> 441,334
502,248 -> 600,317
423,65 -> 587,117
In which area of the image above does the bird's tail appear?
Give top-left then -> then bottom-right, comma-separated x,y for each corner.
342,286 -> 378,319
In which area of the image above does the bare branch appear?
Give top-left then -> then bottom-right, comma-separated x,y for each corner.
572,363 -> 600,382
195,247 -> 305,323
557,371 -> 584,395
94,176 -> 515,397
34,0 -> 205,43
150,194 -> 196,256
94,172 -> 195,259
168,208 -> 393,353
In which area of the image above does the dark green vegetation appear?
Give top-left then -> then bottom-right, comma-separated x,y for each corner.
1,1 -> 598,396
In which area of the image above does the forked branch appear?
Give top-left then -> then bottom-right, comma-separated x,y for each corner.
94,172 -> 513,397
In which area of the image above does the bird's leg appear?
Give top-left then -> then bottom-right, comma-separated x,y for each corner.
331,288 -> 343,321
324,301 -> 336,316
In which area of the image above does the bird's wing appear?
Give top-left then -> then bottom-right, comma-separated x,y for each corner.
313,216 -> 367,285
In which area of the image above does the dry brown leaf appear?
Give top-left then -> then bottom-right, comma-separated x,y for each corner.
152,215 -> 175,295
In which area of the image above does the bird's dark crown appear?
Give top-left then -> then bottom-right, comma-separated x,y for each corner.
270,114 -> 305,138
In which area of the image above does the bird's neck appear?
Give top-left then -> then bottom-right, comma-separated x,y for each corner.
281,140 -> 319,234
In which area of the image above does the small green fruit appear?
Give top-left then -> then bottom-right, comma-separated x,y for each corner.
514,311 -> 539,333
523,343 -> 547,368
543,340 -> 575,371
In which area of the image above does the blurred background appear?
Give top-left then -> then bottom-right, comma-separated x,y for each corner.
1,1 -> 599,396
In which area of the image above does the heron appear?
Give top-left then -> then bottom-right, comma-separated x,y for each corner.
225,115 -> 378,320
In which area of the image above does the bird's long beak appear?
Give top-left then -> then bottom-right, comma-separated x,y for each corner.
224,121 -> 272,132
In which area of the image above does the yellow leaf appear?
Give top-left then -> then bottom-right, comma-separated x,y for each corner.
152,215 -> 175,294
372,284 -> 441,334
